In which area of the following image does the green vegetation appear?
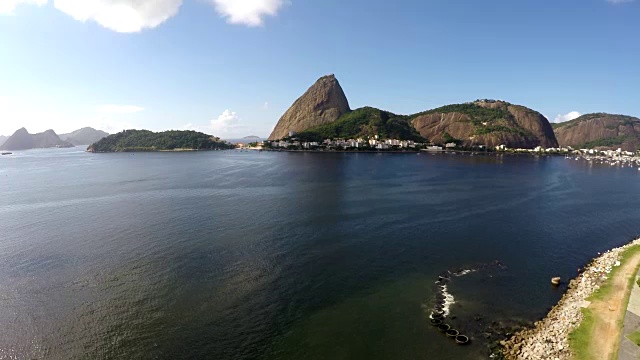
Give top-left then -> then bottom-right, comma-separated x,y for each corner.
569,245 -> 640,360
589,245 -> 640,302
569,308 -> 597,360
88,130 -> 234,152
412,103 -> 511,127
296,107 -> 424,142
577,136 -> 628,150
626,331 -> 640,346
442,132 -> 458,144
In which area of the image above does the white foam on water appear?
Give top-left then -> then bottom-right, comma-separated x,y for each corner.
441,285 -> 455,316
452,269 -> 476,277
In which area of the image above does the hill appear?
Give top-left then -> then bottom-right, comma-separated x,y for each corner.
0,135 -> 6,146
553,113 -> 640,151
0,128 -> 73,150
269,76 -> 558,149
87,130 -> 235,152
296,107 -> 423,142
60,127 -> 109,146
268,74 -> 350,140
411,100 -> 558,148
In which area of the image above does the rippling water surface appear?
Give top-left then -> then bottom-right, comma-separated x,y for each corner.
1,148 -> 639,359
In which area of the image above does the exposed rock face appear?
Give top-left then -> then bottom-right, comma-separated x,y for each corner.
553,113 -> 640,151
268,74 -> 350,140
0,128 -> 73,150
411,100 -> 558,149
60,127 -> 109,146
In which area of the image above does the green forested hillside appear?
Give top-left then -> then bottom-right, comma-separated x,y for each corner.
295,107 -> 424,141
88,130 -> 234,152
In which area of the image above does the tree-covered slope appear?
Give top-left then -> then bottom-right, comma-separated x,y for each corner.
295,107 -> 424,142
87,130 -> 234,152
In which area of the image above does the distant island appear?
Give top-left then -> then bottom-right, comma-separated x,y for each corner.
0,128 -> 73,151
87,129 -> 235,152
0,127 -> 109,151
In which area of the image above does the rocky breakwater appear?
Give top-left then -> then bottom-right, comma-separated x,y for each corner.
501,238 -> 640,360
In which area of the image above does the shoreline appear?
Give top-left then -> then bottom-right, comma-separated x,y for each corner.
500,237 -> 640,359
261,149 -> 568,157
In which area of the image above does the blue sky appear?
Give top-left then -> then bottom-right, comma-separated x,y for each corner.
1,0 -> 638,138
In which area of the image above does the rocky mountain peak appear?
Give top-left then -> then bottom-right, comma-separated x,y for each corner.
268,74 -> 351,140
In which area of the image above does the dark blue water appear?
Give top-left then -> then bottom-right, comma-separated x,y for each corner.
1,148 -> 639,359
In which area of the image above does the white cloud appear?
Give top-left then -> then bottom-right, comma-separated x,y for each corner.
0,0 -> 46,15
554,111 -> 582,123
2,0 -> 289,31
97,104 -> 144,113
52,0 -> 183,33
182,110 -> 250,137
210,0 -> 288,26
211,109 -> 240,132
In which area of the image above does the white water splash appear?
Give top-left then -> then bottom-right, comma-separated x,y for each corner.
441,285 -> 455,316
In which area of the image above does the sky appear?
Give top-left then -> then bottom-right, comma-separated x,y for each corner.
0,0 -> 639,138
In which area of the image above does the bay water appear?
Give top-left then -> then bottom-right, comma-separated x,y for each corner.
1,148 -> 639,359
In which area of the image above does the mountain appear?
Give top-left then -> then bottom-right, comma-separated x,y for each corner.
60,127 -> 109,146
268,74 -> 350,140
0,128 -> 73,151
272,75 -> 558,149
296,107 -> 423,142
88,130 -> 235,152
411,100 -> 558,148
553,113 -> 640,151
0,135 -> 6,146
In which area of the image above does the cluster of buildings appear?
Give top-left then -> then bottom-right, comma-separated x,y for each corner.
264,136 -> 428,151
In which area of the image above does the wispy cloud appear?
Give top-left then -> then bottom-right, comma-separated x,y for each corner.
2,0 -> 290,31
554,111 -> 582,123
606,0 -> 634,4
209,0 -> 289,26
97,104 -> 144,114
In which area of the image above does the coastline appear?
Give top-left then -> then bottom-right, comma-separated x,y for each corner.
261,149 -> 567,157
500,238 -> 640,359
87,148 -> 232,153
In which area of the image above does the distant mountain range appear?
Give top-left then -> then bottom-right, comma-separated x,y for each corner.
60,127 -> 110,146
0,127 -> 109,151
0,135 -> 7,146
